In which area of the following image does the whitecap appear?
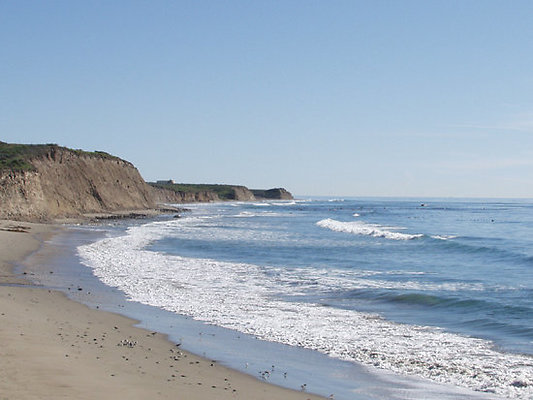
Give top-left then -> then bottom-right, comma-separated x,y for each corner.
235,211 -> 283,218
431,235 -> 458,240
272,201 -> 297,206
316,218 -> 423,241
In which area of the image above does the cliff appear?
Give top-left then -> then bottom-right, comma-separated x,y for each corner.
229,186 -> 256,201
0,143 -> 155,221
151,187 -> 221,203
252,188 -> 293,200
150,183 -> 294,204
149,183 -> 256,202
0,141 -> 295,221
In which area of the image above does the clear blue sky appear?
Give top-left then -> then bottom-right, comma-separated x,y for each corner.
2,1 -> 533,198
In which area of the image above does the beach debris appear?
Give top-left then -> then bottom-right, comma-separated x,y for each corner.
117,339 -> 137,348
0,225 -> 29,233
259,370 -> 270,380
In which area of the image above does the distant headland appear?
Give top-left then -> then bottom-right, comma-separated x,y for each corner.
149,181 -> 293,203
0,141 -> 293,221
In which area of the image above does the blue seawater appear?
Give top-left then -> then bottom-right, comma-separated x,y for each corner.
78,198 -> 533,398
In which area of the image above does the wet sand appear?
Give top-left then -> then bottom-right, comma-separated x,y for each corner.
0,220 -> 324,400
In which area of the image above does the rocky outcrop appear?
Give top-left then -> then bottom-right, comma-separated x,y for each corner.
0,146 -> 155,221
252,188 -> 293,200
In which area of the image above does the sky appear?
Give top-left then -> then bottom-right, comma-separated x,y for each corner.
2,0 -> 533,198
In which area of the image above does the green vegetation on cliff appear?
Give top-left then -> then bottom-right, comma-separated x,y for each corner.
149,182 -> 243,200
251,188 -> 293,200
150,182 -> 293,201
0,141 -> 121,172
0,142 -> 51,171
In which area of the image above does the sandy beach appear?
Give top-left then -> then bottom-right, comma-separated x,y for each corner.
0,220 -> 324,400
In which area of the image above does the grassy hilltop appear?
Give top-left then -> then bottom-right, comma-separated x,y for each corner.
0,141 -> 120,172
149,182 -> 251,201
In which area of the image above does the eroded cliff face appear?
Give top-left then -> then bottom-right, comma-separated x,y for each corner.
0,147 -> 155,221
0,143 -> 295,220
148,183 -> 257,203
227,186 -> 255,201
252,188 -> 293,200
151,188 -> 221,204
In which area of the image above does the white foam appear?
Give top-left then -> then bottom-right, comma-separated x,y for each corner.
78,221 -> 533,399
159,216 -> 291,243
431,235 -> 458,240
268,267 -> 488,293
252,201 -> 298,207
317,218 -> 423,241
236,211 -> 256,217
236,211 -> 283,218
272,201 -> 297,206
353,213 -> 360,217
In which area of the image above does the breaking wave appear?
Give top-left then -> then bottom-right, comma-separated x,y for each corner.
77,220 -> 533,399
316,218 -> 423,240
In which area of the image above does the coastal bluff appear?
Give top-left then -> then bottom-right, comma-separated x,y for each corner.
0,142 -> 293,221
252,188 -> 293,200
0,142 -> 155,221
149,182 -> 293,203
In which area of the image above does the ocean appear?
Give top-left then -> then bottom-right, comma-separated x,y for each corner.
31,198 -> 533,399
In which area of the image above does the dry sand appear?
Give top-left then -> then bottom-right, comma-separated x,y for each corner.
0,220 -> 325,400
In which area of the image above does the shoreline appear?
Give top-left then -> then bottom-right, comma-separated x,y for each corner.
0,219 -> 324,400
